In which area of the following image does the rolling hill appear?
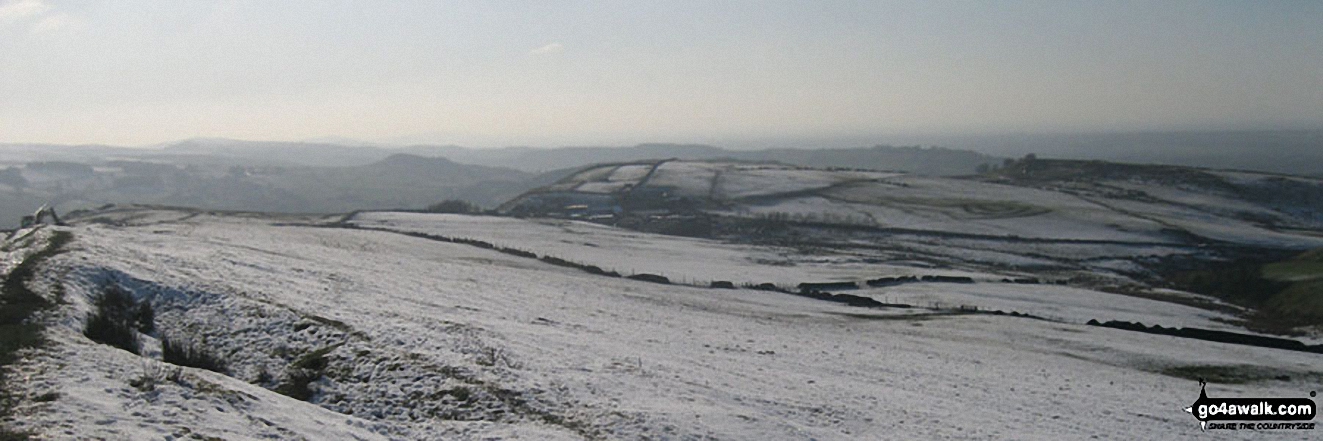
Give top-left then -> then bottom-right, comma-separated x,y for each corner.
503,158 -> 1323,330
3,207 -> 1319,439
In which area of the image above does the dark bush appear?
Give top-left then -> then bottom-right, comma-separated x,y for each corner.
276,345 -> 336,401
135,302 -> 155,334
83,284 -> 141,354
276,368 -> 321,401
496,247 -> 538,259
626,273 -> 670,284
291,346 -> 335,371
161,335 -> 228,374
747,283 -> 783,292
253,367 -> 273,386
540,256 -> 575,267
798,281 -> 859,292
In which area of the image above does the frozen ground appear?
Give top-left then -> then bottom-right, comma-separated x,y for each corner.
554,161 -> 900,202
353,211 -> 951,286
515,160 -> 1323,254
353,212 -> 1260,334
2,209 -> 1319,440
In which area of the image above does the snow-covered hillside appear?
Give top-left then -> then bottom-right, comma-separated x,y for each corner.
2,208 -> 1318,440
503,159 -> 1323,292
351,212 -> 1250,332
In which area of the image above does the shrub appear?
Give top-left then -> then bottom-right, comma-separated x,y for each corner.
475,346 -> 520,368
129,361 -> 182,392
275,345 -> 337,401
291,346 -> 335,371
161,335 -> 227,374
135,302 -> 155,334
275,368 -> 321,401
253,367 -> 273,386
83,285 -> 141,354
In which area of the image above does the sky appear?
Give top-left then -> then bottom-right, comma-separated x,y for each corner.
1,0 -> 1321,148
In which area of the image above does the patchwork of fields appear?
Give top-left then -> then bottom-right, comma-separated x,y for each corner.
1,207 -> 1317,439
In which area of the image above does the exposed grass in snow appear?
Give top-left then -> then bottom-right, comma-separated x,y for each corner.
129,361 -> 183,393
1158,364 -> 1304,385
1263,260 -> 1323,282
1165,249 -> 1323,334
828,311 -> 975,322
0,229 -> 71,439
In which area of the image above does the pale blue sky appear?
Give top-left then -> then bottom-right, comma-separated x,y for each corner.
1,0 -> 1320,147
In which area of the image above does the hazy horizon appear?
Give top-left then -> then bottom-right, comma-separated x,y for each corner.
3,1 -> 1321,147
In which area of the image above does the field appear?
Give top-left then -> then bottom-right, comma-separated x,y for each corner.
503,161 -> 1323,300
1,208 -> 1318,439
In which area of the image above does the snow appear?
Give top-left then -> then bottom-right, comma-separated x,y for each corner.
354,211 -> 937,286
600,161 -> 903,201
353,212 -> 1259,330
542,165 -> 619,192
2,210 -> 1318,440
527,160 -> 1323,252
714,167 -> 896,199
608,164 -> 653,183
569,164 -> 656,194
572,181 -> 630,194
868,282 -> 1243,330
1104,180 -> 1273,218
1097,197 -> 1323,248
819,177 -> 1174,243
702,173 -> 1178,243
13,346 -> 391,441
641,161 -> 719,198
695,168 -> 1323,251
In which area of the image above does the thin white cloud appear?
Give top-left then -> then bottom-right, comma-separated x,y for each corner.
529,42 -> 564,55
0,0 -> 81,34
30,12 -> 79,33
0,0 -> 49,22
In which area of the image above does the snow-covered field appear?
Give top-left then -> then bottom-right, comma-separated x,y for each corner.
638,161 -> 719,199
353,212 -> 943,286
353,212 -> 1254,333
519,160 -> 1323,252
3,209 -> 1318,440
711,167 -> 896,200
551,161 -> 897,201
813,177 -> 1174,242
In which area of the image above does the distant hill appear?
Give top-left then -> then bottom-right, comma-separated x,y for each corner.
266,154 -> 536,212
162,138 -> 392,167
933,129 -> 1323,177
32,139 -> 996,176
153,130 -> 1323,177
0,151 -> 536,226
402,143 -> 997,175
504,158 -> 1323,251
7,130 -> 1315,227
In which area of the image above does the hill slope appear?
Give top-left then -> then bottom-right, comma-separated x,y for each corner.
503,159 -> 1323,314
2,208 -> 1319,439
0,153 -> 536,226
403,143 -> 997,175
